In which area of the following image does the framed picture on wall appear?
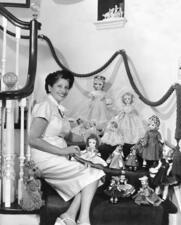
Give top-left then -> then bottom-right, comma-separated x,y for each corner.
0,0 -> 30,8
98,0 -> 124,21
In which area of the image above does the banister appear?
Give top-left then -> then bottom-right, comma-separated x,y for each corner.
0,4 -> 31,30
0,5 -> 41,100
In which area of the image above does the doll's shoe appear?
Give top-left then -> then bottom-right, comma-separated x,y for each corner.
54,217 -> 76,225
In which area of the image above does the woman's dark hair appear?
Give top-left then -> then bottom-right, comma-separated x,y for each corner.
45,70 -> 74,93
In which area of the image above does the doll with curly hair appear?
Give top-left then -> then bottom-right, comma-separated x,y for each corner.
140,115 -> 163,168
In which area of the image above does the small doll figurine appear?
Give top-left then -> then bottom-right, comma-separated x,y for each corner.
125,146 -> 139,171
101,120 -> 124,146
114,91 -> 146,144
149,142 -> 177,200
80,75 -> 115,127
141,115 -> 163,168
133,176 -> 163,206
104,176 -> 120,204
106,145 -> 125,169
80,133 -> 107,166
104,173 -> 135,203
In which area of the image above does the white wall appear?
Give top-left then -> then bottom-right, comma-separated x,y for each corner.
1,0 -> 181,144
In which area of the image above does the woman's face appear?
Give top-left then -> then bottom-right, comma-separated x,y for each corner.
48,78 -> 70,103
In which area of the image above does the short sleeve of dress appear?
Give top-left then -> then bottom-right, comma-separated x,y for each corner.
32,101 -> 51,122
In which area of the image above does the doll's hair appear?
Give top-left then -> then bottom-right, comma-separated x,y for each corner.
93,75 -> 106,90
122,92 -> 134,105
148,115 -> 160,129
86,133 -> 100,149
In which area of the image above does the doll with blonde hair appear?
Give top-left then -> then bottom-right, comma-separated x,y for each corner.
79,75 -> 115,127
114,90 -> 146,144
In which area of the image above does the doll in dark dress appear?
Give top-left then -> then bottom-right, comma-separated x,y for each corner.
149,143 -> 177,200
125,146 -> 139,171
140,115 -> 163,168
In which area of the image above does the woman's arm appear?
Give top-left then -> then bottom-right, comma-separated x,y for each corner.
28,117 -> 80,156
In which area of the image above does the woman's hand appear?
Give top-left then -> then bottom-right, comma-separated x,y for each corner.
67,145 -> 81,156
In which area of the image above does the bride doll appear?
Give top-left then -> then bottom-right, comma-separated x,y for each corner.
114,90 -> 146,144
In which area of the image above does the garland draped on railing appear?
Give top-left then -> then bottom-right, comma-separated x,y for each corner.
1,26 -> 181,172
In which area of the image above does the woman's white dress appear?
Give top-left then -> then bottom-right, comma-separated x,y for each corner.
31,95 -> 105,201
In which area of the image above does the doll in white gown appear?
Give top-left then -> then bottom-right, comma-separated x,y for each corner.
114,91 -> 146,144
80,75 -> 115,127
101,120 -> 124,146
80,133 -> 107,166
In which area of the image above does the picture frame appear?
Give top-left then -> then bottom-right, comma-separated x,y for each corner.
0,0 -> 30,8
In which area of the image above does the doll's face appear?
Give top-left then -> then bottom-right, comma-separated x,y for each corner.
110,121 -> 118,129
88,138 -> 97,149
93,80 -> 104,91
162,145 -> 173,159
148,121 -> 157,130
122,93 -> 132,105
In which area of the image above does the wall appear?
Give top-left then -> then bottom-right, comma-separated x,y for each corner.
1,0 -> 181,144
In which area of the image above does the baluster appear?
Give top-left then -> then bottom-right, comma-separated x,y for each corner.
3,100 -> 15,207
1,16 -> 7,91
18,98 -> 26,204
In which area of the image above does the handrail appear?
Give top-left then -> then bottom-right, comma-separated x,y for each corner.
0,5 -> 41,100
0,5 -> 31,30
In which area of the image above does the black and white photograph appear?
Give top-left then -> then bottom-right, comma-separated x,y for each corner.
0,1 -> 181,225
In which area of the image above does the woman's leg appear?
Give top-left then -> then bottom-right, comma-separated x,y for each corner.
78,180 -> 99,224
61,192 -> 81,221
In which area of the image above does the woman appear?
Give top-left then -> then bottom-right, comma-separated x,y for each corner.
28,70 -> 105,225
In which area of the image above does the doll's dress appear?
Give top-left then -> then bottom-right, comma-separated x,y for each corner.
133,186 -> 162,206
31,95 -> 105,201
101,123 -> 124,146
172,147 -> 181,182
152,159 -> 177,187
125,152 -> 139,168
80,148 -> 107,166
106,149 -> 125,169
104,176 -> 135,199
80,90 -> 115,125
114,105 -> 146,144
142,130 -> 163,161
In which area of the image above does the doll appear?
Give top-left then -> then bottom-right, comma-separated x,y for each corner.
80,75 -> 115,127
114,91 -> 146,145
140,115 -> 163,168
20,160 -> 44,211
133,176 -> 163,206
101,120 -> 124,146
125,146 -> 139,171
104,173 -> 135,203
106,145 -> 125,169
80,133 -> 107,166
71,118 -> 97,138
149,143 -> 177,200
